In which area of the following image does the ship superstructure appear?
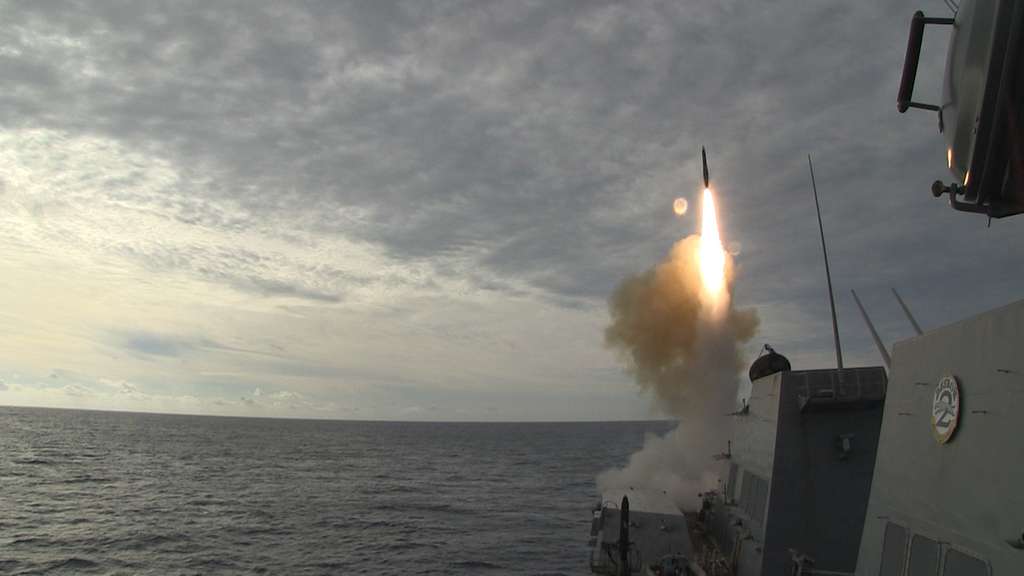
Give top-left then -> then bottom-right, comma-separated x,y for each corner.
854,300 -> 1024,575
682,302 -> 1024,575
704,363 -> 887,575
588,1 -> 1023,573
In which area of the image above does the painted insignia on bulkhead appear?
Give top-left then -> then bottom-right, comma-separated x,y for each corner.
932,375 -> 961,444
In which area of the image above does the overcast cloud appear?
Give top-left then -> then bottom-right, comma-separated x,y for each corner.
1,0 -> 1021,420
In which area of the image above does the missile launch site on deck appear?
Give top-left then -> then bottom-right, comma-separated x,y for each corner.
588,2 -> 1024,574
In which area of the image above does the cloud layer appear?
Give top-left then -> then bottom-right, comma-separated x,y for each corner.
1,0 -> 1022,419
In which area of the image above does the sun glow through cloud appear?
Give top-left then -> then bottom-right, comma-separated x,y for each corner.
673,197 -> 688,215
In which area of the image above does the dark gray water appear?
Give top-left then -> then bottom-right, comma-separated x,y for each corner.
0,407 -> 670,575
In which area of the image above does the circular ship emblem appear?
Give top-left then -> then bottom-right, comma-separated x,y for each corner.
931,375 -> 961,444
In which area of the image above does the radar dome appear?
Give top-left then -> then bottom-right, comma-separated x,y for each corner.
749,345 -> 791,382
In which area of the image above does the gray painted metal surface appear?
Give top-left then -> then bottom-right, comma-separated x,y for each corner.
763,369 -> 885,575
942,0 -> 999,184
590,489 -> 693,575
855,299 -> 1024,575
709,367 -> 886,576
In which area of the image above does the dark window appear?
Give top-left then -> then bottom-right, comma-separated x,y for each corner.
746,474 -> 761,519
943,549 -> 988,576
740,471 -> 753,514
908,534 -> 939,576
879,523 -> 907,576
754,476 -> 762,518
726,463 -> 738,501
736,472 -> 768,525
761,477 -> 770,520
751,476 -> 767,524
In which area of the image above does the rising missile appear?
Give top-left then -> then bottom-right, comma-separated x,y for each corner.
702,146 -> 710,189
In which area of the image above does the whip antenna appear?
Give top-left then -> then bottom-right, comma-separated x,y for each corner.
809,155 -> 844,370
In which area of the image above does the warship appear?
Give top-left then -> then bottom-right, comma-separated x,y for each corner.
588,1 -> 1023,574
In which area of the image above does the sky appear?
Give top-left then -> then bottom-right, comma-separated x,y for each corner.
0,0 -> 1020,421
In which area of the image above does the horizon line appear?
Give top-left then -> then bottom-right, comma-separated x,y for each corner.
0,403 -> 674,425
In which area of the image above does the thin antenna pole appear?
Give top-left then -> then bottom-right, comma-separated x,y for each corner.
891,288 -> 924,335
851,289 -> 892,370
809,155 -> 844,370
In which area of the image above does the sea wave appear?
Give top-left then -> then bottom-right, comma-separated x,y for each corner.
1,406 -> 665,575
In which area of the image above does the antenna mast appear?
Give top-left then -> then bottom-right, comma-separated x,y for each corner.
809,155 -> 844,370
891,288 -> 924,335
851,290 -> 892,370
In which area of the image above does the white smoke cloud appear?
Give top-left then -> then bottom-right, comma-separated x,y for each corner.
598,235 -> 757,509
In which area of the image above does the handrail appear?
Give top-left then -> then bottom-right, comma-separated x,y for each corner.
897,11 -> 954,113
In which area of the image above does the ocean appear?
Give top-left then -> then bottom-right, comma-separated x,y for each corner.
0,407 -> 671,575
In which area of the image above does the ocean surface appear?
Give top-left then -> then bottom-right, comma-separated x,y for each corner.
0,407 -> 671,575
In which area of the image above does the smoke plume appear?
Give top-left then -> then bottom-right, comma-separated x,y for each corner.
597,235 -> 758,509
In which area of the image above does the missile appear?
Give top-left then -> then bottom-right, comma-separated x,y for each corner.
702,146 -> 710,189
618,495 -> 630,576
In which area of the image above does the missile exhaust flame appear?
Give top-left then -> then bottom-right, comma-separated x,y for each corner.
698,187 -> 727,309
598,147 -> 759,510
